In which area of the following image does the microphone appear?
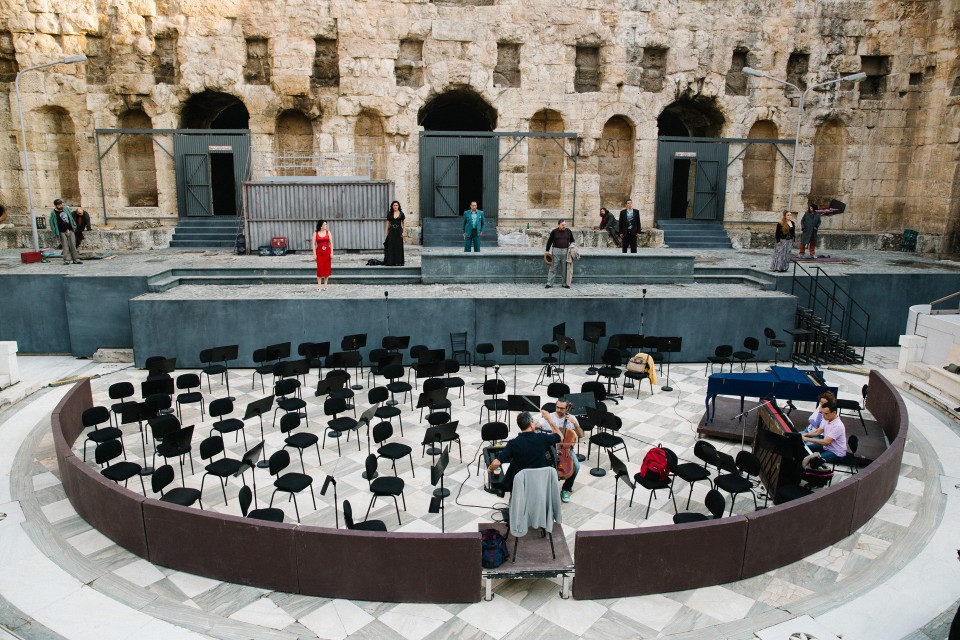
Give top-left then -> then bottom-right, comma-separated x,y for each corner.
786,400 -> 797,413
384,291 -> 388,299
642,288 -> 647,295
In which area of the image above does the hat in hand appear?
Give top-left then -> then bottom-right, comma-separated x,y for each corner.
543,252 -> 554,264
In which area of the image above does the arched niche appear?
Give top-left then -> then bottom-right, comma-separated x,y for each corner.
181,91 -> 250,129
275,110 -> 315,177
598,116 -> 635,209
742,120 -> 778,212
417,87 -> 496,132
354,111 -> 387,180
528,109 -> 565,207
32,107 -> 81,204
657,99 -> 725,138
810,120 -> 847,207
119,109 -> 159,206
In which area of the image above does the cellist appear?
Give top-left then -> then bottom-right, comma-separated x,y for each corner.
540,399 -> 584,504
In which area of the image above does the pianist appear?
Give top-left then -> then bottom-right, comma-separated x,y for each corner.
487,411 -> 561,493
805,391 -> 837,434
801,399 -> 847,462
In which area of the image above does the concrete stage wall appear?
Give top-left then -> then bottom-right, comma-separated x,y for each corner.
130,294 -> 798,368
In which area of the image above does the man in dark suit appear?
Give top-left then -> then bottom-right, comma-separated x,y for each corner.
618,198 -> 641,253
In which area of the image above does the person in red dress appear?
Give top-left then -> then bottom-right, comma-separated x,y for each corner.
312,219 -> 333,291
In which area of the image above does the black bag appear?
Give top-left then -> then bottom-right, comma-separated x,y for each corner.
366,258 -> 385,266
480,528 -> 509,568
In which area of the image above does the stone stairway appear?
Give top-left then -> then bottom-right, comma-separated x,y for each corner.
422,217 -> 499,248
169,217 -> 241,249
657,219 -> 733,249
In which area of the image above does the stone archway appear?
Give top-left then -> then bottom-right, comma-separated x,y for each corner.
742,120 -> 778,212
598,115 -> 635,209
119,109 -> 159,206
656,99 -> 727,219
417,87 -> 497,132
31,107 -> 80,205
528,109 -> 565,207
180,90 -> 250,130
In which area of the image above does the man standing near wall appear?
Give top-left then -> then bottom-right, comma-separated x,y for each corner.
618,198 -> 641,254
48,199 -> 82,265
545,219 -> 574,289
463,201 -> 485,252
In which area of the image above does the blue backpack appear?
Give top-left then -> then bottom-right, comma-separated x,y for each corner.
481,528 -> 509,568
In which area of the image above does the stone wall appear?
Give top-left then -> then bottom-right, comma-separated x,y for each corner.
0,0 -> 957,251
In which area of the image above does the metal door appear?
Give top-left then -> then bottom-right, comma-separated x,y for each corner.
434,155 -> 459,217
654,139 -> 729,222
693,160 -> 721,220
183,153 -> 213,216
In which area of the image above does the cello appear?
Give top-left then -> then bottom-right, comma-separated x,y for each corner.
556,416 -> 577,480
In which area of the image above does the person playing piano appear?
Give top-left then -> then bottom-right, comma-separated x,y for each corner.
487,411 -> 561,493
804,391 -> 837,434
801,398 -> 847,462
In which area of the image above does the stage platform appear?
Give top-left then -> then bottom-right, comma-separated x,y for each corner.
696,396 -> 887,463
2,246 -> 959,361
479,522 -> 574,600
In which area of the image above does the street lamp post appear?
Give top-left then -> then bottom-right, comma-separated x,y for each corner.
15,54 -> 88,253
742,66 -> 866,213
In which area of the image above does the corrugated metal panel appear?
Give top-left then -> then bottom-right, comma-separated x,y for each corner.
244,180 -> 394,251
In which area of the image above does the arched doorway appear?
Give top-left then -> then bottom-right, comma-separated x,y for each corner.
175,91 -> 251,217
655,99 -> 728,221
418,88 -> 499,246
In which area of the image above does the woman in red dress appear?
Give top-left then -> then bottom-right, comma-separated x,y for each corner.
312,219 -> 333,291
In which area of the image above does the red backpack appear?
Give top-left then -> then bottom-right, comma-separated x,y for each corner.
640,446 -> 670,482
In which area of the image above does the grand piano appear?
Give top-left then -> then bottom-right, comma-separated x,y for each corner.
704,365 -> 837,425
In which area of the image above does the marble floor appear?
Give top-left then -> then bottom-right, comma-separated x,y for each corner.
0,348 -> 958,640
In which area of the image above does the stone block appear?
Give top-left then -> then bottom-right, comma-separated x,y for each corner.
93,348 -> 134,363
0,342 -> 19,389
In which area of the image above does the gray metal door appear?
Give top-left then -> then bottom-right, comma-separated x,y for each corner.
183,153 -> 212,216
693,160 -> 721,220
654,139 -> 729,221
434,155 -> 459,217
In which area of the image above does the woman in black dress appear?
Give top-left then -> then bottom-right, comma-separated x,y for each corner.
384,200 -> 405,266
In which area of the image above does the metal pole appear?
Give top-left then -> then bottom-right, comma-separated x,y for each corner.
14,56 -> 88,253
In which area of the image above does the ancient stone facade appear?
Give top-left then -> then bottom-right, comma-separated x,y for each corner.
0,0 -> 957,252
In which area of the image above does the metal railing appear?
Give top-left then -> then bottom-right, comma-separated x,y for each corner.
251,151 -> 373,180
790,262 -> 870,364
930,291 -> 960,315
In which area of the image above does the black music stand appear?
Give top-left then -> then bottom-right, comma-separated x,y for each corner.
358,405 -> 378,461
619,334 -> 645,390
586,406 -> 608,477
608,451 -> 634,530
237,441 -> 264,508
208,345 -> 238,401
121,403 -> 154,476
501,340 -> 529,396
146,357 -> 176,381
141,377 -> 175,414
564,391 -> 595,462
583,322 -> 605,376
417,386 -> 449,426
383,335 -> 410,354
556,336 -> 577,385
429,446 -> 451,531
243,396 -> 275,468
342,334 -> 367,390
657,337 -> 682,393
312,341 -> 331,377
320,475 -> 339,528
421,422 -> 458,477
507,394 -> 541,427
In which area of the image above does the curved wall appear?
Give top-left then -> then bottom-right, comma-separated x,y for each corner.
53,371 -> 906,602
572,370 -> 907,599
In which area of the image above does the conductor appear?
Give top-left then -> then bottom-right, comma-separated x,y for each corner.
487,411 -> 561,493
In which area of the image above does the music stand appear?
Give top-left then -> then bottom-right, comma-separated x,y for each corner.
417,386 -> 449,427
429,446 -> 451,530
507,394 -> 541,413
313,341 -> 331,377
583,322 -> 605,375
608,451 -> 634,530
552,323 -> 566,343
358,405 -> 378,461
122,402 -> 154,476
141,377 -> 175,414
147,357 -> 176,380
243,396 -> 275,468
563,391 -> 595,462
341,334 -> 367,390
556,335 -> 577,384
657,336 -> 682,392
320,475 -> 339,528
237,441 -> 265,508
501,340 -> 529,396
421,421 -> 458,475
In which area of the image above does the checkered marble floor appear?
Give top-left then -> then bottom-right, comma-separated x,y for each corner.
11,349 -> 953,639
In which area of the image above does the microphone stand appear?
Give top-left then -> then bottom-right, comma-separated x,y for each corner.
639,288 -> 647,335
320,475 -> 339,528
384,291 -> 391,337
732,399 -> 771,450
